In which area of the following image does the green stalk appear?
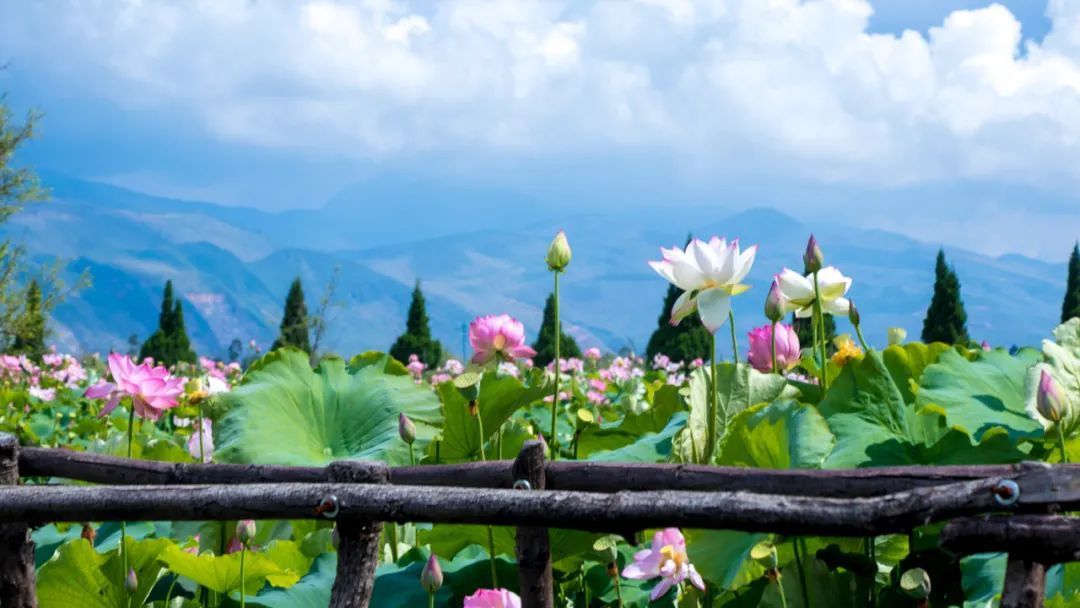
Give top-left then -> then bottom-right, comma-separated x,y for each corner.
614,572 -> 624,607
1058,424 -> 1070,463
388,523 -> 399,563
707,335 -> 718,464
770,320 -> 779,374
854,323 -> 870,354
550,270 -> 561,460
475,402 -> 498,587
812,272 -> 828,391
728,310 -> 739,364
122,404 -> 135,604
793,537 -> 812,608
776,576 -> 789,608
428,592 -> 435,608
198,401 -> 205,463
867,536 -> 877,607
239,546 -> 246,608
409,443 -> 416,466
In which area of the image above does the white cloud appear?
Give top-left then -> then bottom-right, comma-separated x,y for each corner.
7,0 -> 1080,192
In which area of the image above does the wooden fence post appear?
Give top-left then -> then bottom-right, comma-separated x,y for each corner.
327,461 -> 389,608
0,433 -> 37,608
1001,556 -> 1046,608
513,440 -> 553,608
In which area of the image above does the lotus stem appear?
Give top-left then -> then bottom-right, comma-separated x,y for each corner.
1058,424 -> 1070,464
239,545 -> 246,608
707,336 -> 718,464
551,270 -> 561,461
793,537 -> 812,608
729,310 -> 739,364
812,272 -> 828,391
770,320 -> 779,374
198,401 -> 205,463
122,404 -> 135,603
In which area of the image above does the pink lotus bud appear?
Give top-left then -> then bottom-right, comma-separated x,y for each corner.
746,324 -> 801,373
125,568 -> 138,594
398,413 -> 416,445
420,553 -> 443,593
1036,370 -> 1067,423
236,519 -> 256,545
545,230 -> 572,271
764,281 -> 784,323
584,347 -> 602,361
803,234 -> 824,273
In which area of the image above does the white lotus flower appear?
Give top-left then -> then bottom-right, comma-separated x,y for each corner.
648,237 -> 756,333
775,266 -> 852,318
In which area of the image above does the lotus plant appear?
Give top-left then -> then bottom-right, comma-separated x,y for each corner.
650,236 -> 756,463
469,315 -> 536,365
622,528 -> 705,601
545,230 -> 572,460
1030,368 -> 1072,462
420,553 -> 443,608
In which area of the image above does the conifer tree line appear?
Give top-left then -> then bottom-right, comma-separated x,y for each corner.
921,249 -> 970,345
140,280 -> 196,366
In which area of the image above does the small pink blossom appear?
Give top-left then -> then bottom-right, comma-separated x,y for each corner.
468,315 -> 536,366
622,528 -> 705,601
586,390 -> 608,405
588,379 -> 606,392
746,324 -> 801,373
442,359 -> 465,375
84,353 -> 184,421
28,386 -> 56,401
690,358 -> 704,369
406,354 -> 426,380
584,347 -> 601,361
187,418 -> 214,462
463,588 -> 521,608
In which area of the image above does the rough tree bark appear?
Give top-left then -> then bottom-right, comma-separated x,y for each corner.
514,441 -> 553,608
1000,556 -> 1046,608
327,461 -> 389,608
0,434 -> 37,608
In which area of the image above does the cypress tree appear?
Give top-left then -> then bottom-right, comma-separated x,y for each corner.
645,282 -> 712,363
532,292 -> 582,367
272,277 -> 311,353
1062,243 -> 1080,323
389,281 -> 443,366
11,279 -> 45,358
140,280 -> 196,366
922,249 -> 970,344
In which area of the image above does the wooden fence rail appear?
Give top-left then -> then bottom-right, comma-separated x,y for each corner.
2,435 -> 1078,608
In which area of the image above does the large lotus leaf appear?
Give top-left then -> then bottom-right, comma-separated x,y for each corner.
762,556 -> 859,608
820,352 -> 1026,468
674,364 -> 798,464
159,544 -> 297,595
882,342 -> 953,405
37,537 -> 171,608
587,412 -> 686,462
917,348 -> 1043,443
215,349 -> 442,466
416,524 -> 598,568
250,553 -> 338,608
686,529 -> 768,591
718,400 -> 835,469
432,371 -> 549,463
1025,318 -> 1080,436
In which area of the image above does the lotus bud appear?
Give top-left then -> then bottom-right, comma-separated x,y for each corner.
848,300 -> 861,327
803,234 -> 824,274
236,519 -> 256,546
124,568 -> 138,594
900,568 -> 931,600
764,281 -> 784,323
398,413 -> 416,445
887,327 -> 907,346
420,553 -> 443,593
1036,370 -> 1067,424
545,230 -> 572,272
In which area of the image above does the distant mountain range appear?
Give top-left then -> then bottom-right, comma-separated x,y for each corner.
4,173 -> 1069,360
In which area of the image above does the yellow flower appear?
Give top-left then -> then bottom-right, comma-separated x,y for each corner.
831,335 -> 864,366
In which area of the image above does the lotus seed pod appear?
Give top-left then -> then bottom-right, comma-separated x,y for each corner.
900,568 -> 931,600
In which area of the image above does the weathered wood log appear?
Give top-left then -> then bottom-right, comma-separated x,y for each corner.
20,447 -> 1075,499
513,441 -> 553,608
1001,556 -> 1047,608
0,468 -> 1073,536
327,461 -> 388,608
0,434 -> 37,608
940,515 -> 1080,563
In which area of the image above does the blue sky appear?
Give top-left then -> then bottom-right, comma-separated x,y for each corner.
1,0 -> 1078,260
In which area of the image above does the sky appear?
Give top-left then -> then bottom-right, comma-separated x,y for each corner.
1,0 -> 1079,260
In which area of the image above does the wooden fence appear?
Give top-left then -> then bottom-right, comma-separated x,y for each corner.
1,432 -> 1078,608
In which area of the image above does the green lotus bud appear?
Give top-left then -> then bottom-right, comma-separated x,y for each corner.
750,541 -> 778,570
545,230 -> 572,271
124,568 -> 138,594
398,413 -> 416,445
420,553 -> 443,593
803,234 -> 824,274
848,300 -> 861,327
236,519 -> 256,546
900,568 -> 931,600
453,372 -> 482,402
887,327 -> 907,346
764,281 -> 784,323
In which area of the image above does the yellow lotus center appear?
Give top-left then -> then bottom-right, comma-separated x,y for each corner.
660,545 -> 685,568
493,334 -> 507,350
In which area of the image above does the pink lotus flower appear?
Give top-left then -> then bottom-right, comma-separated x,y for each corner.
746,324 -> 801,373
406,354 -> 426,380
468,315 -> 536,365
84,353 -> 184,421
187,418 -> 214,462
622,528 -> 705,601
584,347 -> 601,361
463,588 -> 521,608
28,386 -> 56,402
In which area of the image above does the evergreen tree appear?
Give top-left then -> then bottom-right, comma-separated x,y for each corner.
791,262 -> 837,352
922,249 -> 970,344
272,277 -> 311,353
532,292 -> 582,367
645,282 -> 712,363
11,279 -> 45,358
140,280 -> 196,366
227,338 -> 243,363
389,281 -> 443,366
126,334 -> 140,358
645,234 -> 712,363
1062,243 -> 1080,323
